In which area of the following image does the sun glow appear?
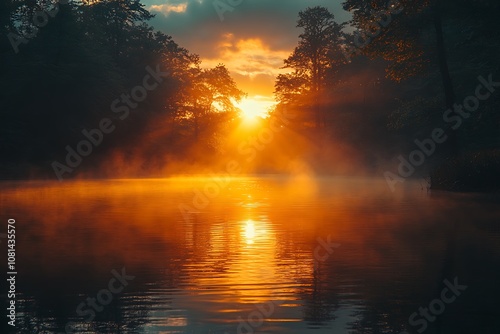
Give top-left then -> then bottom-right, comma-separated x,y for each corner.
244,220 -> 256,244
236,97 -> 274,124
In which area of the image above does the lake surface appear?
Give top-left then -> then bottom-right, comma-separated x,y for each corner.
1,177 -> 500,334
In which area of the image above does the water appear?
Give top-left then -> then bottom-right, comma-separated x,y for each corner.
1,177 -> 500,334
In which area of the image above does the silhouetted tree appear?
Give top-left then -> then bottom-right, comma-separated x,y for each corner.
78,0 -> 154,63
0,0 -> 245,178
180,64 -> 244,139
343,0 -> 500,154
275,6 -> 345,128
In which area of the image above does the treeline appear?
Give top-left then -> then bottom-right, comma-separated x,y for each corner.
0,0 -> 244,179
1,0 -> 499,188
274,1 -> 500,190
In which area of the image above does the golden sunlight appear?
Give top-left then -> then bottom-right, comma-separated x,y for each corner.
243,219 -> 256,244
236,97 -> 273,124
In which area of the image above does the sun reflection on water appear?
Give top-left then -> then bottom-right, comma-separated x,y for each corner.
243,220 -> 256,244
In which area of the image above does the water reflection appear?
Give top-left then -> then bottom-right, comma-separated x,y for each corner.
0,177 -> 499,333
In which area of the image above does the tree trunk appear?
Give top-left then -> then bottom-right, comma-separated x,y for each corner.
312,53 -> 321,128
433,2 -> 458,155
194,103 -> 199,140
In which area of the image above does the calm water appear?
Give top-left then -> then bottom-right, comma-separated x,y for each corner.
1,177 -> 500,334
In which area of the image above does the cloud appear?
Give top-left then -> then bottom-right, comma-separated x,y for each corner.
202,36 -> 287,77
200,35 -> 289,96
149,3 -> 188,15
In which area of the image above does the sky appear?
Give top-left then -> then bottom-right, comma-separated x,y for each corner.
142,0 -> 350,112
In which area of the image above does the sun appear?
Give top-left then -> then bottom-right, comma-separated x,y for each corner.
236,97 -> 272,124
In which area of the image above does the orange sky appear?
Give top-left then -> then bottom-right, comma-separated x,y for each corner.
201,35 -> 291,113
146,0 -> 350,115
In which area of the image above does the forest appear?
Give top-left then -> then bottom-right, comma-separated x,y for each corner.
1,0 -> 499,191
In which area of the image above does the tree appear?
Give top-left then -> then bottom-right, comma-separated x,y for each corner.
0,0 -> 245,178
342,0 -> 500,154
78,0 -> 154,64
178,64 -> 244,139
275,6 -> 345,128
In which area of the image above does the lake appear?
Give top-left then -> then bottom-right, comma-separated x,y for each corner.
1,177 -> 500,334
